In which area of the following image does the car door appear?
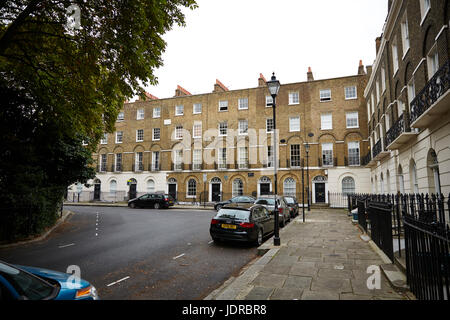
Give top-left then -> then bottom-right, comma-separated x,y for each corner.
251,207 -> 262,230
262,207 -> 274,235
139,194 -> 150,208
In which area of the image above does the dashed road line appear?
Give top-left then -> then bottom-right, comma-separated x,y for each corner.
58,243 -> 75,248
172,253 -> 185,260
106,276 -> 130,287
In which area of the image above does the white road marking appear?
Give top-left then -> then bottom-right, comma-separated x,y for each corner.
58,243 -> 75,248
106,276 -> 130,287
172,253 -> 185,260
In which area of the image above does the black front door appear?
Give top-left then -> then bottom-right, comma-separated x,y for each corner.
168,184 -> 177,201
315,183 -> 326,203
260,183 -> 270,196
212,184 -> 221,202
129,184 -> 137,200
94,184 -> 101,200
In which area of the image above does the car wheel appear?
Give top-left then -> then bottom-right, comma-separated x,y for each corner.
255,229 -> 263,246
129,202 -> 136,209
154,203 -> 160,209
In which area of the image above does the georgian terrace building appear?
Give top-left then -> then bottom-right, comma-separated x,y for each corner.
68,64 -> 371,204
363,0 -> 450,196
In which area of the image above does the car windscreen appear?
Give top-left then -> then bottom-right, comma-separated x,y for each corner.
215,209 -> 250,220
0,263 -> 56,300
284,197 -> 295,204
256,199 -> 275,205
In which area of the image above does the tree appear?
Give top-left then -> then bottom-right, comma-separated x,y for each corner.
0,0 -> 197,241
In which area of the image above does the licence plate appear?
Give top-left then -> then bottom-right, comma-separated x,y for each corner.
221,224 -> 237,229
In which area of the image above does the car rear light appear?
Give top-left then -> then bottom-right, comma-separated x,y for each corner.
278,208 -> 283,214
239,222 -> 255,229
211,219 -> 220,225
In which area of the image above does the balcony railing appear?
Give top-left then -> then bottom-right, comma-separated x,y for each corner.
372,138 -> 383,159
410,60 -> 450,126
362,152 -> 372,166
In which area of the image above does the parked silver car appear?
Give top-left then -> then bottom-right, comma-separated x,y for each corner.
254,196 -> 291,227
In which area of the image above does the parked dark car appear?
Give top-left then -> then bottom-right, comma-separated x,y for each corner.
283,196 -> 299,218
214,196 -> 256,211
210,203 -> 274,246
0,260 -> 98,300
128,193 -> 174,209
255,196 -> 290,227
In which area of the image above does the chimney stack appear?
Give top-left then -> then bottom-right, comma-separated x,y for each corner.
366,65 -> 373,78
258,73 -> 267,87
213,79 -> 229,93
175,85 -> 191,97
375,36 -> 382,55
358,60 -> 366,75
307,67 -> 314,81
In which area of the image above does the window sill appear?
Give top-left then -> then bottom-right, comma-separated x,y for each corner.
346,126 -> 359,129
320,100 -> 332,103
288,103 -> 300,106
345,97 -> 358,100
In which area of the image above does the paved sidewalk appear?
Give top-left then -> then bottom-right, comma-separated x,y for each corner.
206,209 -> 412,300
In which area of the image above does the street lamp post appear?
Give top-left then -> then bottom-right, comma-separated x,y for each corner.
305,142 -> 310,211
266,73 -> 281,246
306,132 -> 314,211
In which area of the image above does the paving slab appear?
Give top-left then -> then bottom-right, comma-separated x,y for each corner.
207,208 -> 412,301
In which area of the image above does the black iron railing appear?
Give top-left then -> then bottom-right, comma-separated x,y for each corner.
386,114 -> 410,147
372,138 -> 385,159
348,193 -> 450,300
410,60 -> 450,124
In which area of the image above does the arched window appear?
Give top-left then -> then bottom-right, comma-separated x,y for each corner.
110,180 -> 117,195
427,149 -> 441,194
342,177 -> 355,195
187,179 -> 197,197
232,179 -> 244,197
147,179 -> 155,193
283,178 -> 296,197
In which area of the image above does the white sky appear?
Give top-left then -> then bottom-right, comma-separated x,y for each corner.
142,0 -> 388,100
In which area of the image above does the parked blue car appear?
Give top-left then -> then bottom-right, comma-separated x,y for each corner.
0,260 -> 98,300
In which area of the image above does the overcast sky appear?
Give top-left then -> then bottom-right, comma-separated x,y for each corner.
142,0 -> 388,100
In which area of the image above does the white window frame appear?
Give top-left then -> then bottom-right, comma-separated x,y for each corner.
320,89 -> 331,102
100,133 -> 108,144
187,179 -> 197,198
381,67 -> 386,93
392,38 -> 399,75
135,152 -> 143,171
115,131 -> 123,144
238,120 -> 248,135
175,125 -> 183,140
345,86 -> 357,100
152,128 -> 160,141
115,153 -> 122,171
218,121 -> 228,136
288,92 -> 299,105
376,80 -> 381,104
348,141 -> 361,166
193,149 -> 202,170
420,0 -> 431,24
401,13 -> 410,58
137,108 -> 145,120
175,105 -> 184,116
117,112 -> 124,121
217,148 -> 227,170
265,96 -> 273,107
320,113 -> 333,130
238,98 -> 248,110
289,116 -> 300,132
238,147 -> 248,169
136,129 -> 144,142
219,100 -> 228,112
153,107 -> 161,118
193,122 -> 202,139
266,118 -> 274,133
346,112 -> 359,129
290,144 -> 301,168
193,103 -> 202,114
151,151 -> 160,171
407,79 -> 416,109
427,45 -> 439,80
321,143 -> 333,167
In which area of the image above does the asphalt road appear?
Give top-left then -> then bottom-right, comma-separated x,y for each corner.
0,206 -> 260,300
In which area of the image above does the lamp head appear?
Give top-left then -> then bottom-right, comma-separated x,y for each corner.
266,72 -> 281,98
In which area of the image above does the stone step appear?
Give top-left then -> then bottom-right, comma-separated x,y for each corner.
380,263 -> 410,293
